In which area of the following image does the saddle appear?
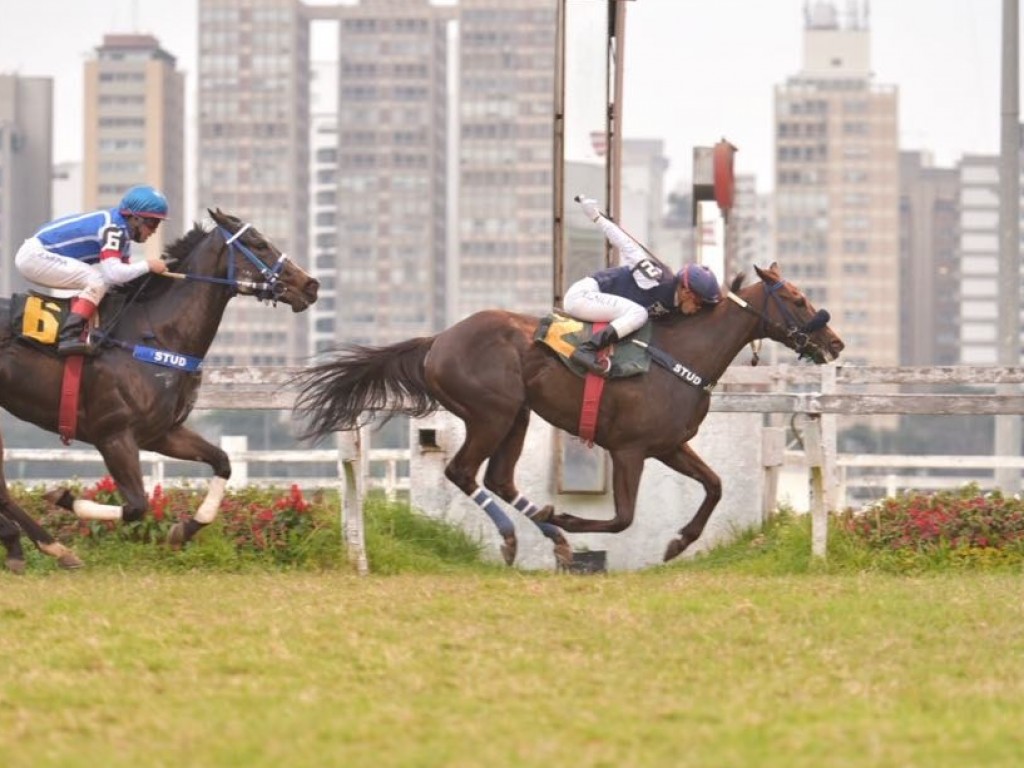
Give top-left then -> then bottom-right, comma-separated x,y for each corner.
8,292 -> 120,356
534,313 -> 652,379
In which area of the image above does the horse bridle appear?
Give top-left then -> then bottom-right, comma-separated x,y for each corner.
178,222 -> 290,303
727,279 -> 831,361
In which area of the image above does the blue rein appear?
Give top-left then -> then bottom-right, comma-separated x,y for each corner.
176,223 -> 290,302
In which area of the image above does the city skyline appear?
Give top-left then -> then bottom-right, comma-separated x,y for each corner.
0,0 -> 1013,198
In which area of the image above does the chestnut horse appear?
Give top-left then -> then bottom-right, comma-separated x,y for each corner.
295,263 -> 843,566
0,209 -> 319,572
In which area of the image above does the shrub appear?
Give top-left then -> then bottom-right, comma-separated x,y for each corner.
9,480 -> 488,573
19,478 -> 333,566
837,484 -> 1024,568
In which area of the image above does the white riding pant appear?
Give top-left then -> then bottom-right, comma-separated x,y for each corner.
563,276 -> 648,339
15,238 -> 108,306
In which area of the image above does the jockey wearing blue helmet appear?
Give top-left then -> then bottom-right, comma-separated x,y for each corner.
14,183 -> 170,355
563,195 -> 722,375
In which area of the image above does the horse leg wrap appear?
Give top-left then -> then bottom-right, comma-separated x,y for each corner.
470,488 -> 515,537
195,476 -> 227,524
73,499 -> 123,521
510,493 -> 541,519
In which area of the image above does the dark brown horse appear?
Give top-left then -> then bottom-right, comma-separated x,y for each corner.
0,209 -> 318,572
295,263 -> 843,566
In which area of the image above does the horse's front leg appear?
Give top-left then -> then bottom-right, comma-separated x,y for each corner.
143,425 -> 231,548
656,442 -> 722,561
548,447 -> 645,534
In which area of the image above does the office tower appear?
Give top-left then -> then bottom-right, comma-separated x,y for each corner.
899,151 -> 959,365
957,153 -> 1004,365
456,0 -> 557,319
774,1 -> 899,367
197,0 -> 310,366
329,0 -> 452,346
731,174 -> 775,276
0,74 -> 52,296
83,34 -> 185,257
309,60 -> 339,355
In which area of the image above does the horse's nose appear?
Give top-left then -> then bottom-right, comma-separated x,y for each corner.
304,278 -> 320,303
830,337 -> 845,356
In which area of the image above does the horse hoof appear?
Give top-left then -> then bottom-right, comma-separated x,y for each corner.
663,538 -> 686,562
5,558 -> 27,575
57,552 -> 84,570
500,535 -> 517,566
167,522 -> 186,550
553,539 -> 573,568
529,505 -> 554,524
43,487 -> 75,511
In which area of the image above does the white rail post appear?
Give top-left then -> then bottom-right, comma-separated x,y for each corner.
801,414 -> 828,559
761,426 -> 786,522
337,428 -> 368,575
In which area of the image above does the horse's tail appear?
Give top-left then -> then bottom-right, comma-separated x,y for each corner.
293,336 -> 438,442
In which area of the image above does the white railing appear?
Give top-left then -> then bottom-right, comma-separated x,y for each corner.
4,363 -> 1023,566
1,445 -> 410,499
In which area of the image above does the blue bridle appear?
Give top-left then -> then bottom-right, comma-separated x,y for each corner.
178,223 -> 290,303
728,279 -> 831,360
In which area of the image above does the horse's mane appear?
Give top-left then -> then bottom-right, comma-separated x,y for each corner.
114,222 -> 211,304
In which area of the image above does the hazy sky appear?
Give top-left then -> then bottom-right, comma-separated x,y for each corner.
0,0 -> 1010,194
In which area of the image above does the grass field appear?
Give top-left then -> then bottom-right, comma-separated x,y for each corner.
2,568 -> 1023,768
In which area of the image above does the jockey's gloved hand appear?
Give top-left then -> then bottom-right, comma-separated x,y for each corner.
577,196 -> 601,222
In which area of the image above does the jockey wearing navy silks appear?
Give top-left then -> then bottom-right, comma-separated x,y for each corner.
564,195 -> 722,375
14,185 -> 170,356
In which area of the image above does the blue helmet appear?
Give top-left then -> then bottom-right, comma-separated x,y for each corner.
677,263 -> 721,304
119,185 -> 169,219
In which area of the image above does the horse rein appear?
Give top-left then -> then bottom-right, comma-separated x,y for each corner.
726,280 -> 830,361
165,223 -> 290,303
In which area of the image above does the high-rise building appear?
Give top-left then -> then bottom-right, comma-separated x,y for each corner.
899,151 -> 959,365
456,0 -> 557,319
731,174 -> 775,277
327,0 -> 452,346
197,0 -> 310,366
83,34 -> 185,258
0,74 -> 52,297
957,153 -> 1002,365
309,59 -> 339,355
774,1 -> 899,367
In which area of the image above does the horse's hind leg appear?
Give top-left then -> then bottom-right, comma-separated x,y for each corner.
0,507 -> 26,574
657,442 -> 722,561
438,401 -> 540,566
0,432 -> 82,570
482,405 -> 572,567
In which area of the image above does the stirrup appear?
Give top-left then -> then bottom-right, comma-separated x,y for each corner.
57,339 -> 98,357
572,350 -> 611,376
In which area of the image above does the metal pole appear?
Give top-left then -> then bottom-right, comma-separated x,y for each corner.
552,0 -> 567,307
996,0 -> 1020,492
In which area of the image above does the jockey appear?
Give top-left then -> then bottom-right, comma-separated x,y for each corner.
15,184 -> 170,356
564,195 -> 722,375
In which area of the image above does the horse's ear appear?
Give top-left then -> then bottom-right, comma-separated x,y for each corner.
754,263 -> 781,283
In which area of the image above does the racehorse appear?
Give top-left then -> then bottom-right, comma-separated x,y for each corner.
0,209 -> 319,573
294,262 -> 843,567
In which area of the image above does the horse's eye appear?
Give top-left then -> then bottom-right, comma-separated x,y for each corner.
795,297 -> 807,309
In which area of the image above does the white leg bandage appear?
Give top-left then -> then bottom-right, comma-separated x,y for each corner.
73,499 -> 122,521
195,476 -> 227,524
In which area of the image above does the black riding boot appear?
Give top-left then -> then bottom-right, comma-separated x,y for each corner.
56,312 -> 94,357
571,325 -> 619,375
